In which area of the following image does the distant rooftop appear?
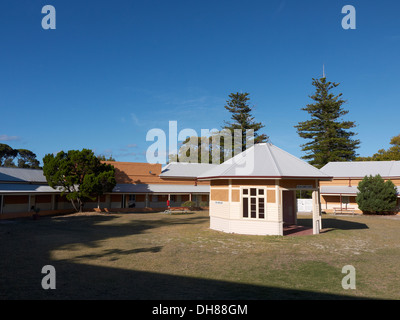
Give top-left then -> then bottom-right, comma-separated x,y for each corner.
320,161 -> 400,178
320,185 -> 400,196
0,167 -> 47,183
160,162 -> 219,179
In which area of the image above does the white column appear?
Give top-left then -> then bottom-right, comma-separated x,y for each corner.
228,179 -> 232,220
276,181 -> 283,236
317,188 -> 322,231
312,190 -> 322,234
293,190 -> 298,225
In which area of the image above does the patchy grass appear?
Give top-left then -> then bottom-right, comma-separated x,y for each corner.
1,211 -> 400,300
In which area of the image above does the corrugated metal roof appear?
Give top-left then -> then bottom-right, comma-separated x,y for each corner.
320,161 -> 400,178
113,184 -> 209,194
160,163 -> 218,178
0,167 -> 47,183
320,185 -> 400,196
320,186 -> 359,195
0,183 -> 59,193
198,143 -> 332,179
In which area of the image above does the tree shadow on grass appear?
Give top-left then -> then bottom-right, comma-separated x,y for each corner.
3,259 -> 370,300
0,213 -> 371,300
74,246 -> 163,260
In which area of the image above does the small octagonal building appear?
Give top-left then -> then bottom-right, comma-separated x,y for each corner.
198,143 -> 332,236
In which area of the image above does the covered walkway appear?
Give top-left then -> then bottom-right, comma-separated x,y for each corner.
283,224 -> 314,236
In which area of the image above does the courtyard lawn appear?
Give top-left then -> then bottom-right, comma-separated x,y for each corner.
1,211 -> 400,300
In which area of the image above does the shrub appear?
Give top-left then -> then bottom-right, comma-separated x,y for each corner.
356,175 -> 398,215
199,201 -> 209,207
182,201 -> 196,208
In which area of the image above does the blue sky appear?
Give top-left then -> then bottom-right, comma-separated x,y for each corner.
1,0 -> 400,164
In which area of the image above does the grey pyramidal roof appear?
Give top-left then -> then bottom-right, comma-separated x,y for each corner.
198,143 -> 332,179
320,161 -> 400,178
0,167 -> 47,183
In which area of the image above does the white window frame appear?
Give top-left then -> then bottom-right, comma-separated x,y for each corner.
241,186 -> 267,220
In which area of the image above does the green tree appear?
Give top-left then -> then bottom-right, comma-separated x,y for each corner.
43,149 -> 116,212
356,175 -> 398,215
0,144 -> 40,168
97,154 -> 116,161
295,77 -> 360,168
171,132 -> 234,164
16,149 -> 40,169
169,136 -> 213,164
223,92 -> 269,151
357,134 -> 400,161
170,92 -> 268,164
0,144 -> 18,167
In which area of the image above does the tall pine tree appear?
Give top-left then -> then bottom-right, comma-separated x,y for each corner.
223,92 -> 269,151
295,77 -> 360,168
170,92 -> 268,164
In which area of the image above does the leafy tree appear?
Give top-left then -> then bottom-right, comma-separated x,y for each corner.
97,154 -> 116,161
0,144 -> 18,166
16,149 -> 40,169
0,144 -> 40,168
43,149 -> 116,212
169,136 -> 213,164
356,175 -> 398,215
357,134 -> 400,161
170,132 -> 235,164
295,77 -> 360,168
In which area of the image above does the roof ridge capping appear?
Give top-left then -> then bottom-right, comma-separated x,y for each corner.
263,143 -> 282,176
267,143 -> 331,177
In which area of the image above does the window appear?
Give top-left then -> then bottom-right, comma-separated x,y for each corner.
242,187 -> 266,219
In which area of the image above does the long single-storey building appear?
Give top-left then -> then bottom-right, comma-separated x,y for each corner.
319,161 -> 400,214
107,161 -> 215,209
0,162 -> 216,219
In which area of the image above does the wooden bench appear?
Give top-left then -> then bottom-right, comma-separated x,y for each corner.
163,207 -> 191,215
333,207 -> 355,215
